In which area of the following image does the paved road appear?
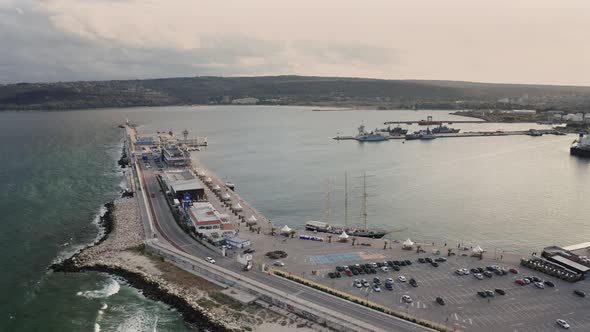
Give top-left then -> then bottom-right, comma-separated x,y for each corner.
138,162 -> 430,332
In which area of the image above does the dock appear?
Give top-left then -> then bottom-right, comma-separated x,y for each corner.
334,129 -> 567,141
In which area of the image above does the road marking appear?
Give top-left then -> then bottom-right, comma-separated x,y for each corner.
454,313 -> 458,320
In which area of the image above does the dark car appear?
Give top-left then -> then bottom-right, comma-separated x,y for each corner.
352,269 -> 359,275
418,258 -> 426,263
485,290 -> 495,297
471,268 -> 479,274
532,276 -> 542,283
373,277 -> 381,284
425,257 -> 433,263
435,257 -> 447,262
328,272 -> 335,279
431,262 -> 439,267
370,268 -> 377,274
243,248 -> 255,254
574,290 -> 586,297
358,269 -> 365,275
486,266 -> 495,271
400,261 -> 407,266
388,261 -> 395,267
335,272 -> 342,278
494,269 -> 504,276
436,297 -> 446,305
477,291 -> 487,298
500,269 -> 508,275
392,265 -> 400,271
404,260 -> 412,265
377,262 -> 385,267
477,267 -> 484,273
336,266 -> 344,272
544,281 -> 555,287
393,260 -> 401,266
409,278 -> 418,287
483,271 -> 493,278
495,288 -> 506,296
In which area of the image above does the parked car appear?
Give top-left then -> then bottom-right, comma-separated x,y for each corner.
474,273 -> 484,280
574,290 -> 586,297
392,265 -> 400,271
418,258 -> 426,263
515,279 -> 525,286
454,270 -> 463,276
398,276 -> 407,282
409,278 -> 418,287
494,269 -> 504,276
483,271 -> 493,278
404,260 -> 412,265
402,295 -> 412,303
544,281 -> 555,288
400,261 -> 407,266
477,267 -> 484,273
361,279 -> 370,287
485,290 -> 495,297
431,262 -> 439,267
470,268 -> 479,274
462,269 -> 470,275
477,291 -> 487,298
381,266 -> 389,272
436,297 -> 446,305
435,257 -> 447,262
352,269 -> 359,275
425,257 -> 433,263
373,277 -> 381,284
556,319 -> 570,329
205,257 -> 215,264
532,276 -> 542,283
345,270 -> 353,277
495,288 -> 506,296
509,268 -> 519,274
328,272 -> 335,279
385,282 -> 394,290
387,261 -> 395,267
243,248 -> 255,254
273,261 -> 285,267
373,284 -> 382,292
354,279 -> 362,288
335,272 -> 341,278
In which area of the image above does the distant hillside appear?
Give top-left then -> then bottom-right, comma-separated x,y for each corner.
1,75 -> 590,111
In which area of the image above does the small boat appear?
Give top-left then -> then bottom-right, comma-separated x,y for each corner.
225,182 -> 235,191
354,125 -> 388,142
405,128 -> 436,140
432,125 -> 460,134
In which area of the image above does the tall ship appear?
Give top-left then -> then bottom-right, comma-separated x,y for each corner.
570,133 -> 590,157
432,125 -> 460,134
379,125 -> 408,136
354,124 -> 388,142
405,127 -> 436,140
305,172 -> 387,239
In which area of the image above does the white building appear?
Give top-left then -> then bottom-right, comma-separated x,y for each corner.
188,202 -> 235,238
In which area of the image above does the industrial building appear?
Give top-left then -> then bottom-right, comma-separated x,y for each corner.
136,134 -> 157,145
162,144 -> 191,167
161,169 -> 205,201
542,243 -> 590,279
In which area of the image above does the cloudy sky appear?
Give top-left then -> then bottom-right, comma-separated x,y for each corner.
1,0 -> 589,85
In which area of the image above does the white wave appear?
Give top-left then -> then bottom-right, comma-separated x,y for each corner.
101,303 -> 108,310
94,323 -> 101,332
114,309 -> 158,332
77,278 -> 121,299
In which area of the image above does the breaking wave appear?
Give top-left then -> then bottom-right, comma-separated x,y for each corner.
77,278 -> 121,299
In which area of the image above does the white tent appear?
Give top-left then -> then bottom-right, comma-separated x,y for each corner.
213,184 -> 221,191
222,193 -> 231,201
205,177 -> 213,183
248,215 -> 258,222
472,245 -> 484,254
219,213 -> 230,221
280,225 -> 292,234
234,203 -> 243,212
338,231 -> 350,240
403,238 -> 414,246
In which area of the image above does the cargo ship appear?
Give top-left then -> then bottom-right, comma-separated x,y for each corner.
570,133 -> 590,157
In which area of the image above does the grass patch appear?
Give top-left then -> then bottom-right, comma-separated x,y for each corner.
197,298 -> 220,309
210,292 -> 243,310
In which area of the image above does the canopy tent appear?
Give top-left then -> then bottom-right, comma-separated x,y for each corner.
280,225 -> 292,234
204,177 -> 213,183
248,215 -> 258,222
403,238 -> 414,246
338,231 -> 350,240
472,245 -> 484,254
222,193 -> 231,201
212,185 -> 221,191
234,203 -> 243,212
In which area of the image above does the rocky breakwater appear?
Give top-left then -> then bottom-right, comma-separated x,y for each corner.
50,197 -> 240,332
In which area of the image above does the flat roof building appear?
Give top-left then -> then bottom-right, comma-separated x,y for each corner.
162,169 -> 205,201
188,202 -> 235,238
162,144 -> 190,167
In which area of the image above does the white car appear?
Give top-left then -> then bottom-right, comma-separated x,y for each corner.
534,282 -> 545,289
556,319 -> 570,329
386,278 -> 394,283
402,295 -> 412,303
273,261 -> 285,267
354,279 -> 362,288
381,266 -> 389,272
398,276 -> 407,282
474,273 -> 484,280
462,268 -> 470,275
373,284 -> 382,292
205,257 -> 215,264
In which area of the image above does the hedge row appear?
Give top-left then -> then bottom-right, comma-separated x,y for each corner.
273,270 -> 453,332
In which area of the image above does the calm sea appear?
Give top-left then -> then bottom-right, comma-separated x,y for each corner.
1,106 -> 589,331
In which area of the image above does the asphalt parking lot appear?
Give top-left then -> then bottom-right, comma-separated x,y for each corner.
303,252 -> 590,331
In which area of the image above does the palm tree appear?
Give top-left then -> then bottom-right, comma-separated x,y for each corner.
447,248 -> 452,257
257,226 -> 261,234
327,235 -> 332,243
290,230 -> 296,238
351,237 -> 357,246
383,241 -> 388,250
416,245 -> 421,253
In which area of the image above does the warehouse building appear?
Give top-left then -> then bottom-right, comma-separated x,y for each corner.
161,169 -> 205,201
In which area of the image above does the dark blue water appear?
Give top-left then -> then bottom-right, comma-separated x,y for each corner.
1,106 -> 589,331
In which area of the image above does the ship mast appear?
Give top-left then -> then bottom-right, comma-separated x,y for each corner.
324,179 -> 332,225
344,171 -> 348,228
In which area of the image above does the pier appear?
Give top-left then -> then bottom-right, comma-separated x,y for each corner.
334,129 -> 566,141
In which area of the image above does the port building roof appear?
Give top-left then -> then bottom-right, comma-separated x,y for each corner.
563,242 -> 590,252
550,255 -> 590,273
163,170 -> 203,192
189,202 -> 221,224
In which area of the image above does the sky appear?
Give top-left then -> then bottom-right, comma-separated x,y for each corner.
1,0 -> 589,85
